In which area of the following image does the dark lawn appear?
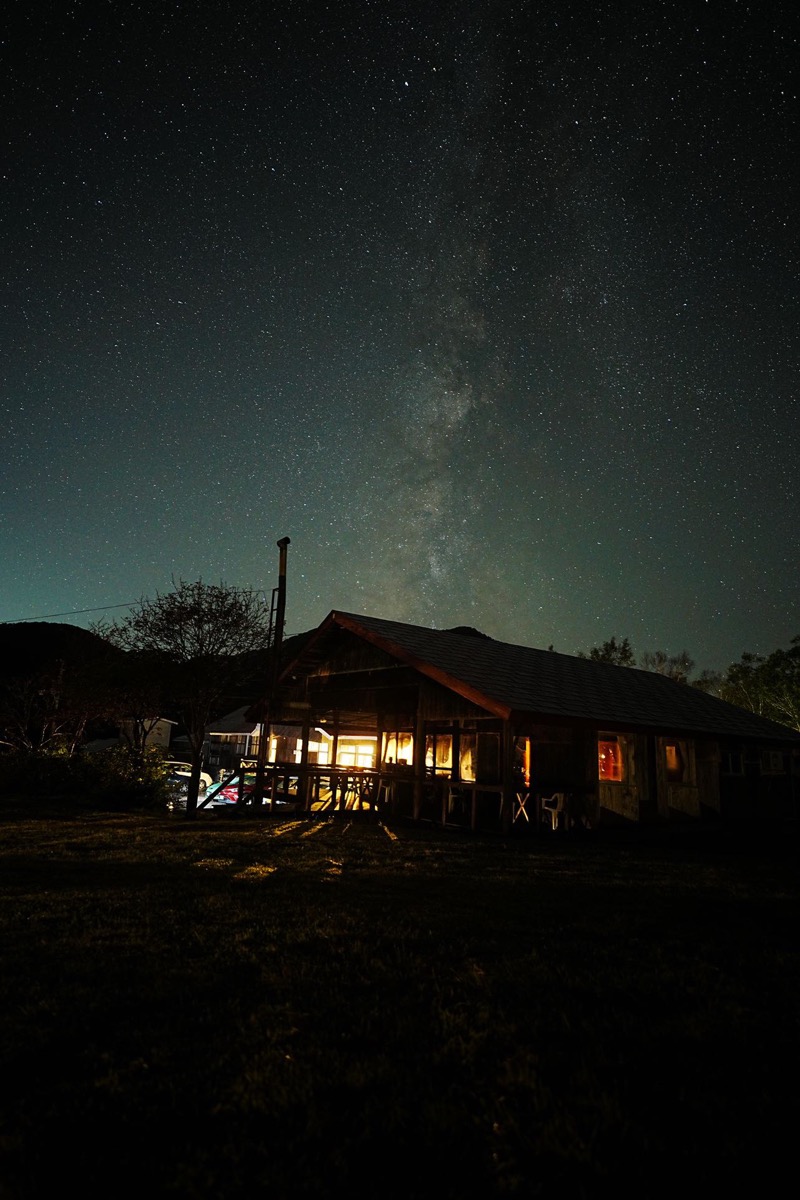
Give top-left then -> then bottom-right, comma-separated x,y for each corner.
1,802 -> 797,1199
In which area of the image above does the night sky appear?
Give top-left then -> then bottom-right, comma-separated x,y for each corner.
3,0 -> 797,671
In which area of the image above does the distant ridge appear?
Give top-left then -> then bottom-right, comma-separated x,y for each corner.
0,622 -> 113,677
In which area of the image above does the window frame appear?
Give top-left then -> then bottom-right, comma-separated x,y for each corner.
597,733 -> 627,783
664,739 -> 686,784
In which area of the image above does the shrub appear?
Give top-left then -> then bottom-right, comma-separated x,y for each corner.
0,745 -> 173,811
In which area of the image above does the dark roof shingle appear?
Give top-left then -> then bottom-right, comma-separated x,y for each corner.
306,612 -> 800,744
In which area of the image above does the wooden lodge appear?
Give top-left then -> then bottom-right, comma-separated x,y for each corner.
246,611 -> 800,831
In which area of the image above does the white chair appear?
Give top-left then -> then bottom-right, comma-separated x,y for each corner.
541,793 -> 567,831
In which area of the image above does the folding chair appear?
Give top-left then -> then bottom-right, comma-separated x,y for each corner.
513,790 -> 531,823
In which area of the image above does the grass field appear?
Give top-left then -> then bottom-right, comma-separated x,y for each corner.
1,802 -> 797,1199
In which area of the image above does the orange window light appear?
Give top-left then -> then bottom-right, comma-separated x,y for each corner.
665,742 -> 684,782
598,738 -> 624,782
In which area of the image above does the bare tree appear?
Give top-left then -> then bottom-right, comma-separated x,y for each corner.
100,580 -> 273,816
0,624 -> 115,756
577,637 -> 636,667
0,662 -> 82,753
85,646 -> 170,765
639,649 -> 695,684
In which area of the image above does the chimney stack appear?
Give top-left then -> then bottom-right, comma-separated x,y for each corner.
252,536 -> 291,810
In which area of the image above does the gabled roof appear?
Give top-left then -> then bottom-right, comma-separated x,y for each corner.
208,705 -> 332,742
206,706 -> 259,735
284,611 -> 800,744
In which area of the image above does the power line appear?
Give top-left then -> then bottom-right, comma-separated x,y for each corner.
6,602 -> 138,623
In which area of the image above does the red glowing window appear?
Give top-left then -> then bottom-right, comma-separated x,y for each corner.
598,737 -> 624,782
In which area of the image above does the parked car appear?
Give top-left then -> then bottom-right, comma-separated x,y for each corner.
205,773 -> 297,808
166,770 -> 237,812
165,760 -> 214,794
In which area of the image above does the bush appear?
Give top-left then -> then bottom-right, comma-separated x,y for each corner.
0,748 -> 79,799
0,745 -> 174,810
78,744 -> 175,810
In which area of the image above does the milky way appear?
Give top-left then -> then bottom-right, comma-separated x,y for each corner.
2,1 -> 797,670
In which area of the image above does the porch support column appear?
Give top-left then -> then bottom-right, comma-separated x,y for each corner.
299,707 -> 311,813
448,720 -> 461,828
451,721 -> 461,782
374,712 -> 385,815
412,699 -> 425,821
440,737 -> 448,827
331,712 -> 340,768
330,712 -> 340,810
501,719 -> 514,835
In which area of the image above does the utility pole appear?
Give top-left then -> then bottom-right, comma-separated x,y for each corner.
252,537 -> 290,809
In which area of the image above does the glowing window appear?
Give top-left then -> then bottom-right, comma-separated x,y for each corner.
425,734 -> 453,774
598,737 -> 624,782
459,734 -> 477,782
385,733 -> 413,767
664,742 -> 685,783
337,738 -> 377,769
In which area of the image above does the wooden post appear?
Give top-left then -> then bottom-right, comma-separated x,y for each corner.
501,720 -> 514,835
331,712 -> 340,770
374,714 -> 384,815
331,713 -> 340,810
451,721 -> 461,782
413,703 -> 425,821
299,708 -> 311,813
253,537 -> 290,810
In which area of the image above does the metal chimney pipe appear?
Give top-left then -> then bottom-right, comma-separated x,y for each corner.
273,536 -> 290,673
252,536 -> 291,810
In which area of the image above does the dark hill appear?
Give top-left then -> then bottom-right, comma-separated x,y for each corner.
225,629 -> 317,712
0,622 -> 114,678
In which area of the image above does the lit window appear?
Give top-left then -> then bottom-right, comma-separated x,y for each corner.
384,733 -> 413,766
425,734 -> 452,774
460,734 -> 477,782
598,737 -> 624,782
337,737 -> 377,769
664,742 -> 685,783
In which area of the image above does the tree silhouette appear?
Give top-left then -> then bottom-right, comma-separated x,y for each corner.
98,580 -> 273,815
638,649 -> 695,684
695,637 -> 800,731
577,636 -> 636,667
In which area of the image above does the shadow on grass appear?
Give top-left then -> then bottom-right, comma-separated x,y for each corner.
1,805 -> 798,1197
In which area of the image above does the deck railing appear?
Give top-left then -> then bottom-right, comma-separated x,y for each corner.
221,760 -> 538,831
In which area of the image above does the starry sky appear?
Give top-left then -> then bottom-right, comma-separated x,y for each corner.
2,0 -> 797,672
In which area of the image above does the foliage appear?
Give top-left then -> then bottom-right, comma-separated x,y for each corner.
85,643 -> 170,756
0,663 -> 79,753
576,636 -> 636,666
76,744 -> 177,810
695,636 -> 800,731
638,648 -> 695,683
0,635 -> 118,756
0,743 -> 173,809
578,634 -> 800,724
96,579 -> 273,815
0,746 -> 78,798
577,638 -> 695,682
